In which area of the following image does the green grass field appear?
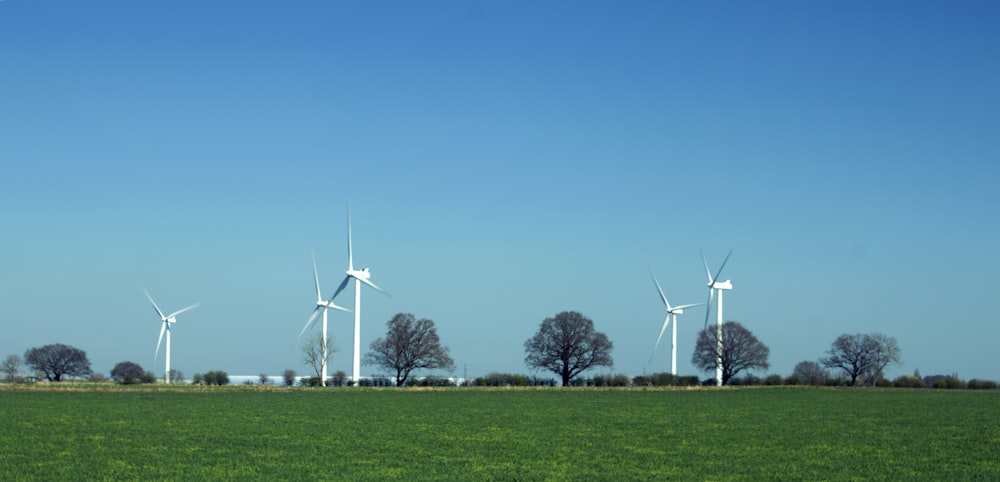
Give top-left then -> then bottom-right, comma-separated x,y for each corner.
1,386 -> 997,480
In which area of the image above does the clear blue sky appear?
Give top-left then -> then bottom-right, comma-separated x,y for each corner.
2,2 -> 998,382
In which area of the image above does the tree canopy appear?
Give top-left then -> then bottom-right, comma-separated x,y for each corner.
364,313 -> 455,386
821,333 -> 901,386
524,311 -> 613,386
24,343 -> 92,381
691,321 -> 769,385
111,361 -> 146,384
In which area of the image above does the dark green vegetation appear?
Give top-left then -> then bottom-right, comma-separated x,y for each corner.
1,386 -> 997,480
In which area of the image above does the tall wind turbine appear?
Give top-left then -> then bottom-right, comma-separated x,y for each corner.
701,250 -> 733,387
144,289 -> 199,384
300,250 -> 351,386
330,205 -> 388,384
649,272 -> 701,375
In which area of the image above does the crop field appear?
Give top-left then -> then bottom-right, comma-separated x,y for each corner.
1,386 -> 998,480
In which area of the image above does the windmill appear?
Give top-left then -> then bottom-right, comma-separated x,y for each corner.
701,250 -> 733,386
330,205 -> 388,384
299,250 -> 351,386
144,289 -> 199,384
649,272 -> 701,375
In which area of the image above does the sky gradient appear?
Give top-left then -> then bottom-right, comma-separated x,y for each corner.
2,2 -> 998,382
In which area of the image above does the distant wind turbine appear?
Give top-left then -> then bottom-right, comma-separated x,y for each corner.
299,250 -> 351,386
330,205 -> 388,384
649,272 -> 701,375
701,250 -> 733,387
144,289 -> 199,384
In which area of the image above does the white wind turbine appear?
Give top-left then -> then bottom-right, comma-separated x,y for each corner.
145,289 -> 199,384
701,250 -> 733,386
330,206 -> 388,384
649,272 -> 701,376
299,250 -> 352,386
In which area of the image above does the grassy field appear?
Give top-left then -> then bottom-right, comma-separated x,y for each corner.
1,385 -> 998,480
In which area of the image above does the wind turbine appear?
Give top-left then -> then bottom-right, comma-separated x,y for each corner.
299,250 -> 351,386
330,205 -> 388,384
701,250 -> 733,386
144,289 -> 199,384
649,272 -> 701,376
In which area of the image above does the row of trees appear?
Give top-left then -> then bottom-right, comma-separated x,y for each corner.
3,313 -> 977,389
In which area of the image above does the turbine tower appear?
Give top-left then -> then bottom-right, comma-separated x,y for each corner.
144,289 -> 199,384
330,205 -> 388,384
649,272 -> 701,375
300,250 -> 351,386
701,250 -> 733,387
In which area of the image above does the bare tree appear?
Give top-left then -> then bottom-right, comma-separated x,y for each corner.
282,369 -> 296,387
168,369 -> 184,384
24,343 -> 92,381
821,333 -> 901,386
692,321 -> 769,385
793,360 -> 826,386
524,311 -> 613,386
3,354 -> 21,382
301,333 -> 336,381
364,313 -> 455,386
865,333 -> 901,385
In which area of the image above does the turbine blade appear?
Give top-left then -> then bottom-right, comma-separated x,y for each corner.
359,276 -> 388,295
653,315 -> 670,352
703,289 -> 715,330
167,303 -> 200,319
650,272 -> 671,310
674,303 -> 703,311
331,275 -> 351,301
712,249 -> 733,285
347,204 -> 354,272
701,250 -> 713,283
300,306 -> 322,338
155,322 -> 167,361
648,315 -> 671,367
145,289 -> 166,320
312,249 -> 322,302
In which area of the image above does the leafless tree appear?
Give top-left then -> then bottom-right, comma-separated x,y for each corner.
792,360 -> 827,386
301,333 -> 336,380
692,321 -> 769,385
364,313 -> 455,386
821,333 -> 901,386
24,343 -> 92,381
282,369 -> 296,387
3,354 -> 21,382
524,311 -> 613,386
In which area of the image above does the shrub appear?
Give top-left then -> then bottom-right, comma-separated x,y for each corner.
586,374 -> 632,387
633,373 -> 699,387
410,376 -> 456,387
141,371 -> 157,384
330,371 -> 348,387
764,374 -> 784,386
111,362 -> 145,385
892,375 -> 927,388
358,376 -> 392,387
474,373 -> 529,387
202,371 -> 230,386
932,376 -> 963,389
967,379 -> 998,390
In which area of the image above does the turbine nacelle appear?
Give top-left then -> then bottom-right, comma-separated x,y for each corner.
710,280 -> 733,290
